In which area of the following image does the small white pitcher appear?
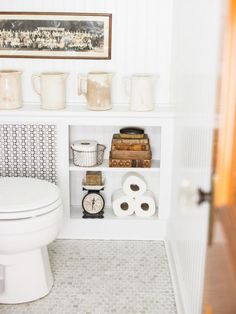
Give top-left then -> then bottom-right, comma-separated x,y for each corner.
124,74 -> 158,111
32,72 -> 68,110
78,72 -> 113,111
0,70 -> 22,110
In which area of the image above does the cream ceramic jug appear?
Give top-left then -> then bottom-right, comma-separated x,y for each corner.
78,72 -> 113,110
32,72 -> 68,110
124,74 -> 157,111
0,70 -> 22,109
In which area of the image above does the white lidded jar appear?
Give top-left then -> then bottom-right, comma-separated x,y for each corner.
71,140 -> 98,167
0,70 -> 22,109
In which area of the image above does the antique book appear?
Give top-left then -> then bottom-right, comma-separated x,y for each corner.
110,149 -> 152,160
112,134 -> 149,145
119,133 -> 145,139
111,143 -> 150,151
85,171 -> 102,186
109,157 -> 151,168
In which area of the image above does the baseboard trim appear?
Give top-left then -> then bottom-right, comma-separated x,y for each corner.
165,239 -> 185,314
58,219 -> 167,240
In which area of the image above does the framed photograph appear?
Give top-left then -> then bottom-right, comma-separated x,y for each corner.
0,12 -> 112,59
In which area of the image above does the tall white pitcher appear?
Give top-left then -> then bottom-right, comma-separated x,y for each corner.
0,70 -> 22,109
32,72 -> 68,110
124,74 -> 157,111
78,72 -> 113,110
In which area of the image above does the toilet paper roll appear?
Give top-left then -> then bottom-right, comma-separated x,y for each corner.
111,189 -> 135,217
71,140 -> 98,167
122,172 -> 147,197
134,191 -> 156,217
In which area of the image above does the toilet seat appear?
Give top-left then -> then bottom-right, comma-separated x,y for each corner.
0,198 -> 62,220
0,177 -> 61,220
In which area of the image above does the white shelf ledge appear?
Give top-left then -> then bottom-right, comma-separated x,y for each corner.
58,206 -> 164,240
69,159 -> 160,172
70,205 -> 159,220
0,104 -> 176,119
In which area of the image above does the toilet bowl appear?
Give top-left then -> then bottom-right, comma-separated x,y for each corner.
0,177 -> 63,304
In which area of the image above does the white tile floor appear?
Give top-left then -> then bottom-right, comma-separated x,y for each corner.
0,240 -> 177,314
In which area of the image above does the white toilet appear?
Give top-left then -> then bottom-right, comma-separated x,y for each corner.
0,177 -> 63,304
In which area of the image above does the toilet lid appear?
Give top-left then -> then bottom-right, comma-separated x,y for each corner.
0,177 -> 61,218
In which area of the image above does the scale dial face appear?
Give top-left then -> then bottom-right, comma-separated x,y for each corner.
82,192 -> 105,214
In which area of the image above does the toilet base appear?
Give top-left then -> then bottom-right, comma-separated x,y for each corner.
0,246 -> 53,304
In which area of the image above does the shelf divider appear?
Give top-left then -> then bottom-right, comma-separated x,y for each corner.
69,159 -> 160,172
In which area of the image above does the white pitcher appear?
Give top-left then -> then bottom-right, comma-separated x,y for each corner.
0,70 -> 22,110
78,72 -> 113,111
32,72 -> 68,110
124,74 -> 157,111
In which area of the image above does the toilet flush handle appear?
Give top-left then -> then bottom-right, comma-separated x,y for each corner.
0,265 -> 4,294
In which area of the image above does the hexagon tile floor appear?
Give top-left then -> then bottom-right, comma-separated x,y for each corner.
0,240 -> 177,314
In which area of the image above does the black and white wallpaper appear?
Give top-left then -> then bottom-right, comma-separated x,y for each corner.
0,124 -> 57,183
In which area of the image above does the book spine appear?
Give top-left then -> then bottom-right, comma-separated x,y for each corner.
112,138 -> 149,145
119,133 -> 145,139
110,150 -> 152,160
109,158 -> 151,168
111,143 -> 149,151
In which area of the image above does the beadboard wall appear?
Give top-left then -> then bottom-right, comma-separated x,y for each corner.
0,0 -> 172,107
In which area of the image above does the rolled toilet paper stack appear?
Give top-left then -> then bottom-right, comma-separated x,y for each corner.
134,190 -> 156,217
111,190 -> 135,217
122,172 -> 147,197
112,172 -> 157,217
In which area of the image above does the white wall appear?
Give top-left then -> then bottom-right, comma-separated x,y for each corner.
167,0 -> 224,313
170,0 -> 224,114
0,0 -> 172,107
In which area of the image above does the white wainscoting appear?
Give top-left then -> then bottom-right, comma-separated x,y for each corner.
0,0 -> 172,107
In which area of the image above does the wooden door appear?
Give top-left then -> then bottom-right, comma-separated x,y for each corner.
204,0 -> 236,313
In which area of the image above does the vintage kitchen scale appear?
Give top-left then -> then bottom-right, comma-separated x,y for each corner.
82,171 -> 105,219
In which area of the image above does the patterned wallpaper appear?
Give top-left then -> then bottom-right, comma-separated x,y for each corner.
0,124 -> 57,183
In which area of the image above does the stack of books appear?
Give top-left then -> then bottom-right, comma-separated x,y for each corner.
109,128 -> 152,168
